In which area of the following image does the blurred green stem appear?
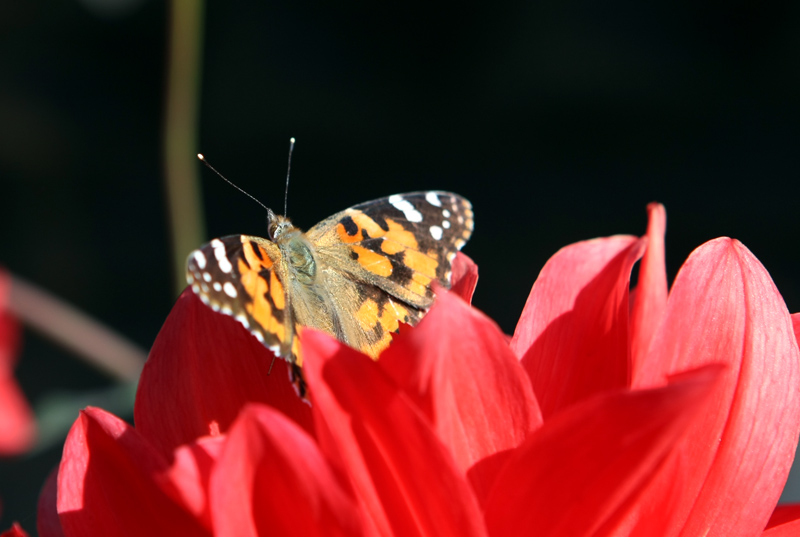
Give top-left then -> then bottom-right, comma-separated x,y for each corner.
164,0 -> 205,294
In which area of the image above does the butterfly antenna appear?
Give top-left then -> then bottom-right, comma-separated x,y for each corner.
284,137 -> 295,216
197,154 -> 271,213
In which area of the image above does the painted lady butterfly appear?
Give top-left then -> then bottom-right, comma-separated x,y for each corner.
186,189 -> 473,396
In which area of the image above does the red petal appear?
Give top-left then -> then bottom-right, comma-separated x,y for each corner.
0,270 -> 21,370
160,436 -> 224,530
763,516 -> 800,537
135,289 -> 313,458
449,252 -> 479,303
381,289 -> 540,505
0,523 -> 30,537
483,366 -> 723,537
0,376 -> 36,455
511,236 -> 645,417
629,203 -> 668,382
630,239 -> 800,536
767,504 -> 800,530
303,331 -> 488,537
57,407 -> 209,537
211,403 -> 365,537
0,272 -> 35,455
36,468 -> 64,537
791,313 -> 800,345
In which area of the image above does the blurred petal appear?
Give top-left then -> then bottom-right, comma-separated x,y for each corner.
629,203 -> 668,382
381,288 -> 540,504
0,271 -> 35,455
0,376 -> 36,454
36,467 -> 64,537
0,523 -> 30,537
303,331 -> 488,537
135,289 -> 313,458
0,272 -> 20,370
483,366 -> 722,537
57,407 -> 209,537
511,236 -> 645,417
449,252 -> 479,303
211,403 -> 365,537
630,239 -> 800,536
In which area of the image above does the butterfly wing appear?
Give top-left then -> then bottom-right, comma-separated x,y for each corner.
306,191 -> 474,356
186,235 -> 300,360
308,191 -> 473,305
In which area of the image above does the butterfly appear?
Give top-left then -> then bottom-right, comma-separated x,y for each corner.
186,190 -> 473,396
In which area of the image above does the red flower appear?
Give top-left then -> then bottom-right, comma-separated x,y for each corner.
40,207 -> 800,536
0,270 -> 35,456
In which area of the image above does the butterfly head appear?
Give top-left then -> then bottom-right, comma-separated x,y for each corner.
267,208 -> 295,241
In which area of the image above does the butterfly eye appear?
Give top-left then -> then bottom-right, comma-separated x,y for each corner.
267,213 -> 293,240
267,209 -> 280,240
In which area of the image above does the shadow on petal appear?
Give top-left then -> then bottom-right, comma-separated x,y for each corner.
512,236 -> 644,418
135,290 -> 313,458
211,403 -> 365,537
483,366 -> 723,537
381,288 -> 541,504
303,331 -> 488,537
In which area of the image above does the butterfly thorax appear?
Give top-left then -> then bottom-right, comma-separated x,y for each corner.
281,233 -> 318,287
263,212 -> 314,286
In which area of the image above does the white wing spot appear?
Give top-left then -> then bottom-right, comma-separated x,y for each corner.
187,274 -> 194,284
442,220 -> 451,229
211,239 -> 233,273
430,225 -> 443,240
192,250 -> 207,270
443,209 -> 451,218
203,272 -> 212,282
425,192 -> 442,207
223,282 -> 238,298
213,282 -> 222,292
389,195 -> 423,223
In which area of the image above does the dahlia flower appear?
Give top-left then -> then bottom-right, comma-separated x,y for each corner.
38,204 -> 800,537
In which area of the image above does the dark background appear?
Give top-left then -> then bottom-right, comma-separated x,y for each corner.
2,0 -> 799,531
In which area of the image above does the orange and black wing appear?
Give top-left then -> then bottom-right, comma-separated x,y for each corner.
186,235 -> 301,361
